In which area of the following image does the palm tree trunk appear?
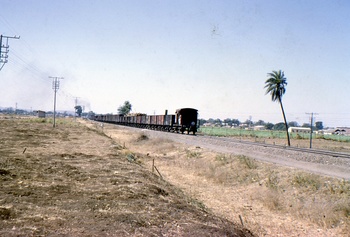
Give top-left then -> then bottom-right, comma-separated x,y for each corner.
279,98 -> 291,146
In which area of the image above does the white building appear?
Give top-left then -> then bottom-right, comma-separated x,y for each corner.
288,127 -> 311,133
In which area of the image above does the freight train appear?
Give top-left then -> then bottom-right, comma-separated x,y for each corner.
94,108 -> 198,135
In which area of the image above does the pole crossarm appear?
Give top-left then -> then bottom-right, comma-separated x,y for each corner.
50,76 -> 64,92
0,34 -> 20,71
306,112 -> 319,149
49,76 -> 64,128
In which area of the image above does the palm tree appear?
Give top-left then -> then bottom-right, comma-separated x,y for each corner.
264,70 -> 291,146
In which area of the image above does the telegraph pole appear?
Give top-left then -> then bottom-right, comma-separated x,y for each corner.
74,97 -> 80,121
306,112 -> 318,148
0,34 -> 20,71
50,76 -> 64,128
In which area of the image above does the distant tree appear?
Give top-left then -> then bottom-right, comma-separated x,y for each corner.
264,70 -> 290,146
198,119 -> 207,126
2,107 -> 14,113
265,122 -> 274,130
213,118 -> 221,124
288,121 -> 299,127
16,109 -> 26,114
315,121 -> 323,130
302,123 -> 310,128
273,122 -> 286,131
223,118 -> 233,126
255,120 -> 265,126
87,111 -> 95,119
244,119 -> 253,127
75,105 -> 83,117
118,101 -> 132,115
231,119 -> 240,126
207,118 -> 215,124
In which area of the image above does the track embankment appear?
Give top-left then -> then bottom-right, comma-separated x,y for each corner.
121,127 -> 350,179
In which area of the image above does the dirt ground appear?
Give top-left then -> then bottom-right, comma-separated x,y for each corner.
0,117 -> 253,237
84,120 -> 350,237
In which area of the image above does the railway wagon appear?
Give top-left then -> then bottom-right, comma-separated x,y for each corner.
176,108 -> 198,134
94,108 -> 198,135
146,114 -> 176,131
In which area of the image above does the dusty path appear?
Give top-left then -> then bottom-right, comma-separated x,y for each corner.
87,121 -> 349,237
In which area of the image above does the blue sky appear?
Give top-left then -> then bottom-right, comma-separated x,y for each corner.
1,0 -> 349,127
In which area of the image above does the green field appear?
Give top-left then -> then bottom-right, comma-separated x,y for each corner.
198,126 -> 350,143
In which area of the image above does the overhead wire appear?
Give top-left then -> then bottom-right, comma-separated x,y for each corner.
9,50 -> 49,81
0,13 -> 51,82
1,14 -> 79,99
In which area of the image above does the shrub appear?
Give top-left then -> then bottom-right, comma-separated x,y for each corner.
237,155 -> 257,169
137,133 -> 149,141
215,154 -> 230,165
266,171 -> 279,189
185,149 -> 201,159
293,173 -> 321,191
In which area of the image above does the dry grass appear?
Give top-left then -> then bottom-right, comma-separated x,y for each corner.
203,158 -> 350,233
177,152 -> 348,231
0,117 -> 254,236
104,123 -> 350,236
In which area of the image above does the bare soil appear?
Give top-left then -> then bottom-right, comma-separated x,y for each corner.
0,117 -> 253,237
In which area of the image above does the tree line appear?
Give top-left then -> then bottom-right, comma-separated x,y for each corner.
198,118 -> 323,131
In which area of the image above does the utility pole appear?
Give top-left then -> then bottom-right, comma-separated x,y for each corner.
0,34 -> 20,71
74,97 -> 80,121
306,112 -> 318,148
50,76 -> 64,128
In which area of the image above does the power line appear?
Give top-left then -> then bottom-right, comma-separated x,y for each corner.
10,49 -> 49,79
0,16 -> 49,79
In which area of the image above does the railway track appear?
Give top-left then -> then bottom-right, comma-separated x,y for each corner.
211,135 -> 350,159
100,121 -> 350,159
179,134 -> 350,179
98,122 -> 350,179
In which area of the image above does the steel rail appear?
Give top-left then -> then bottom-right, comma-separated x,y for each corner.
98,121 -> 350,159
200,135 -> 350,159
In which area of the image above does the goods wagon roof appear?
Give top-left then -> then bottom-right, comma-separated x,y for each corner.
176,108 -> 198,113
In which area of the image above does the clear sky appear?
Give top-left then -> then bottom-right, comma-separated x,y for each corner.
1,0 -> 349,127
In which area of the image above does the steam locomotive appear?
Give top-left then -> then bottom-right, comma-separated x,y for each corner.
94,108 -> 198,135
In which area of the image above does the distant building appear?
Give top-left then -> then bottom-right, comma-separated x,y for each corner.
334,127 -> 349,136
253,125 -> 265,131
316,129 -> 333,135
203,123 -> 213,127
239,124 -> 248,129
35,110 -> 46,118
288,127 -> 311,133
317,127 -> 349,136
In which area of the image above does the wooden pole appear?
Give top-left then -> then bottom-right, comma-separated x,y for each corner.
239,215 -> 244,226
